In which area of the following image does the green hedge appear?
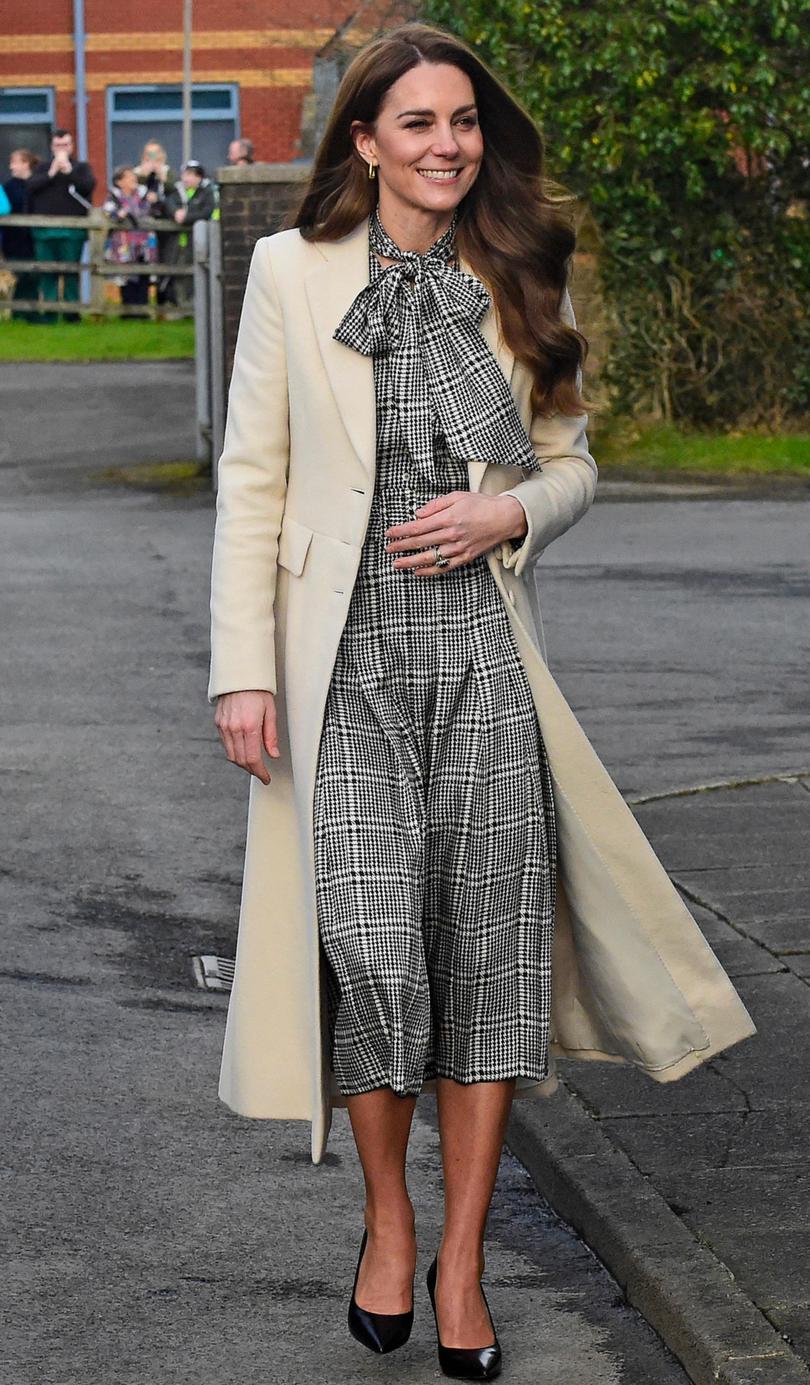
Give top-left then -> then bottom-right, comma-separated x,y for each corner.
422,0 -> 810,427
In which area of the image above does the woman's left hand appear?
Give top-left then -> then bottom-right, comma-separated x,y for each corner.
384,491 -> 527,576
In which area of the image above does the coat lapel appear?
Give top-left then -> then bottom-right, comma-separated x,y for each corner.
302,216 -> 516,493
303,220 -> 376,482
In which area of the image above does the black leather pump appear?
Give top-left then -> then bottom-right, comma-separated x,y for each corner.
426,1254 -> 502,1381
347,1228 -> 414,1354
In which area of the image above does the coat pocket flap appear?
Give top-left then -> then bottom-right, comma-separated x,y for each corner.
277,516 -> 314,576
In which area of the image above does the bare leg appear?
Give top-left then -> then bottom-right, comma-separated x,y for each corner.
433,1076 -> 515,1346
345,1087 -> 419,1312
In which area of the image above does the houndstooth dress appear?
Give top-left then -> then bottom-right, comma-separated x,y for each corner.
312,209 -> 557,1097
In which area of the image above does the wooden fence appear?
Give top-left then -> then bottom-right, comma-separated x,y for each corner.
0,211 -> 195,319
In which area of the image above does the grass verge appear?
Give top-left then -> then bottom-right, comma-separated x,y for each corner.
0,316 -> 194,361
591,418 -> 810,480
94,460 -> 210,495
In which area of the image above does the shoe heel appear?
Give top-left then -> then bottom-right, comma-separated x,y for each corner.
348,1228 -> 414,1355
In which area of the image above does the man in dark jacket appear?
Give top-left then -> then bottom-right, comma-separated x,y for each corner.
2,148 -> 40,320
160,160 -> 218,312
26,128 -> 96,323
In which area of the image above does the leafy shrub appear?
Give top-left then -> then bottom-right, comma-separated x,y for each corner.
422,0 -> 810,426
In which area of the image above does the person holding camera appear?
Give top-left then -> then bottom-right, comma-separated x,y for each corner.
134,141 -> 179,309
26,128 -> 96,323
134,140 -> 178,208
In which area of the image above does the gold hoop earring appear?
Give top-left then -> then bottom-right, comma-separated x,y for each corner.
367,161 -> 376,180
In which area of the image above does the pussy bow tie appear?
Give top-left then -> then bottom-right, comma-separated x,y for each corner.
332,208 -> 541,472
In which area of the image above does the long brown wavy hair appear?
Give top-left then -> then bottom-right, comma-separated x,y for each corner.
290,23 -> 589,418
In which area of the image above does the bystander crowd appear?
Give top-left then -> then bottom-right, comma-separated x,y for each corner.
26,129 -> 95,323
1,149 -> 40,320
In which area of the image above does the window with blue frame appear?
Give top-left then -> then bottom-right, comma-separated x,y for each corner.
106,85 -> 239,182
0,88 -> 55,169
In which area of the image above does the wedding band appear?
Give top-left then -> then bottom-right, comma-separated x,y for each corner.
434,546 -> 450,569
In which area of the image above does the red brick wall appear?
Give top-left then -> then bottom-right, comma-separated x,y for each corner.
0,1 -> 358,193
217,163 -> 312,380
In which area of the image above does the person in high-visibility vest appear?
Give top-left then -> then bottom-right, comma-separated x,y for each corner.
162,159 -> 219,312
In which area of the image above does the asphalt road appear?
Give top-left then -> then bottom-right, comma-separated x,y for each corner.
539,493 -> 809,798
0,499 -> 687,1382
2,364 -> 806,1383
0,361 -> 197,487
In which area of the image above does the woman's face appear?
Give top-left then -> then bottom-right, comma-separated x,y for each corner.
9,152 -> 31,178
354,61 -> 484,216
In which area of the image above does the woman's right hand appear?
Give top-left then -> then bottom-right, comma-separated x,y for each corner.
215,690 -> 279,785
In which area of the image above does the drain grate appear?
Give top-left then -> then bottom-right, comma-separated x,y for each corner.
192,955 -> 235,993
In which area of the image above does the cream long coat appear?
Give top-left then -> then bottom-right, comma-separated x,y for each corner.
208,216 -> 756,1164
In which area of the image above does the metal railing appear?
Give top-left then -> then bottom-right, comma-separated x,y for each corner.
193,219 -> 225,466
0,211 -> 195,319
2,212 -> 227,476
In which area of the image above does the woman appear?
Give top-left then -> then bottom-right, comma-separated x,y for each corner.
102,165 -> 157,313
134,139 -> 178,206
208,23 -> 755,1380
134,141 -> 179,309
1,149 -> 40,321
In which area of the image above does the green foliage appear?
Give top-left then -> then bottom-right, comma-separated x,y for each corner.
423,0 -> 810,426
0,317 -> 195,362
591,418 -> 810,477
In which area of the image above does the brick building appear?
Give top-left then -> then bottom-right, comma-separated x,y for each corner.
0,0 -> 391,197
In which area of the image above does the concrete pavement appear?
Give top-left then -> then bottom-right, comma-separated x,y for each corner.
0,361 -> 197,489
508,498 -> 810,1381
537,776 -> 810,1382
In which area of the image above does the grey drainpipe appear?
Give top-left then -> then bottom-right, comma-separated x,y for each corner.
72,0 -> 91,303
72,0 -> 88,161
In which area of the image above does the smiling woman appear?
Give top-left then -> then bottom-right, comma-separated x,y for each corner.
295,28 -> 588,420
208,20 -> 754,1382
